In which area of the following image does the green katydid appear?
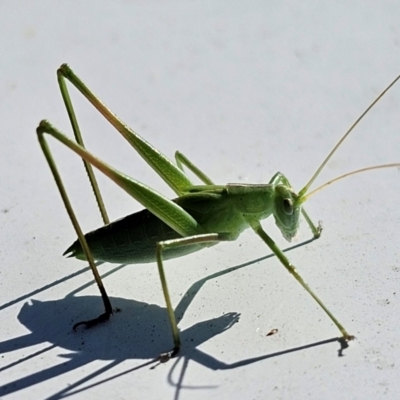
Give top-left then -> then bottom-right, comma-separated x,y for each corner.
37,64 -> 400,361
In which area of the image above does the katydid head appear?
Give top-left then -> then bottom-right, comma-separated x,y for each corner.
273,162 -> 400,243
273,185 -> 302,241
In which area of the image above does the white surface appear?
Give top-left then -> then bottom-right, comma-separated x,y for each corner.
1,2 -> 400,399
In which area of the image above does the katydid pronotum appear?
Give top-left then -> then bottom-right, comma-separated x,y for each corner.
37,64 -> 400,361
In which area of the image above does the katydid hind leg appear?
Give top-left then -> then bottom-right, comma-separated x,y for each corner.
57,64 -> 194,196
250,220 -> 354,342
37,121 -> 211,336
37,128 -> 113,327
155,232 -> 235,361
37,120 -> 203,239
58,71 -> 110,225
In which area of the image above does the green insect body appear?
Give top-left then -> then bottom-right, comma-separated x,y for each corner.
64,181 -> 295,263
37,64 -> 400,361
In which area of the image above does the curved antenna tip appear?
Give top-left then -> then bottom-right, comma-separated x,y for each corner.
299,163 -> 400,203
300,73 -> 400,197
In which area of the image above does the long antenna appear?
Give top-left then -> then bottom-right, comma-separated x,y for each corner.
298,163 -> 400,204
298,74 -> 400,198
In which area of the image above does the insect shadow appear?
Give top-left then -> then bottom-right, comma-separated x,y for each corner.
0,237 -> 346,399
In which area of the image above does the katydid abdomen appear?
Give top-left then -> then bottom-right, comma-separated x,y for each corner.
64,207 -> 206,264
63,188 -> 256,264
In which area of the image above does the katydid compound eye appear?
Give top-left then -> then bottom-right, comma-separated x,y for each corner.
283,198 -> 293,215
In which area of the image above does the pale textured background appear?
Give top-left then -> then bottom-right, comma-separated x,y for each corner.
1,1 -> 400,399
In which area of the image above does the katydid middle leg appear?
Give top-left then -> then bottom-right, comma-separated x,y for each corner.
155,232 -> 235,361
250,220 -> 353,341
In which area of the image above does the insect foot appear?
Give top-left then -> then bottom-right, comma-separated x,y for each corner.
338,335 -> 355,357
72,311 -> 112,331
